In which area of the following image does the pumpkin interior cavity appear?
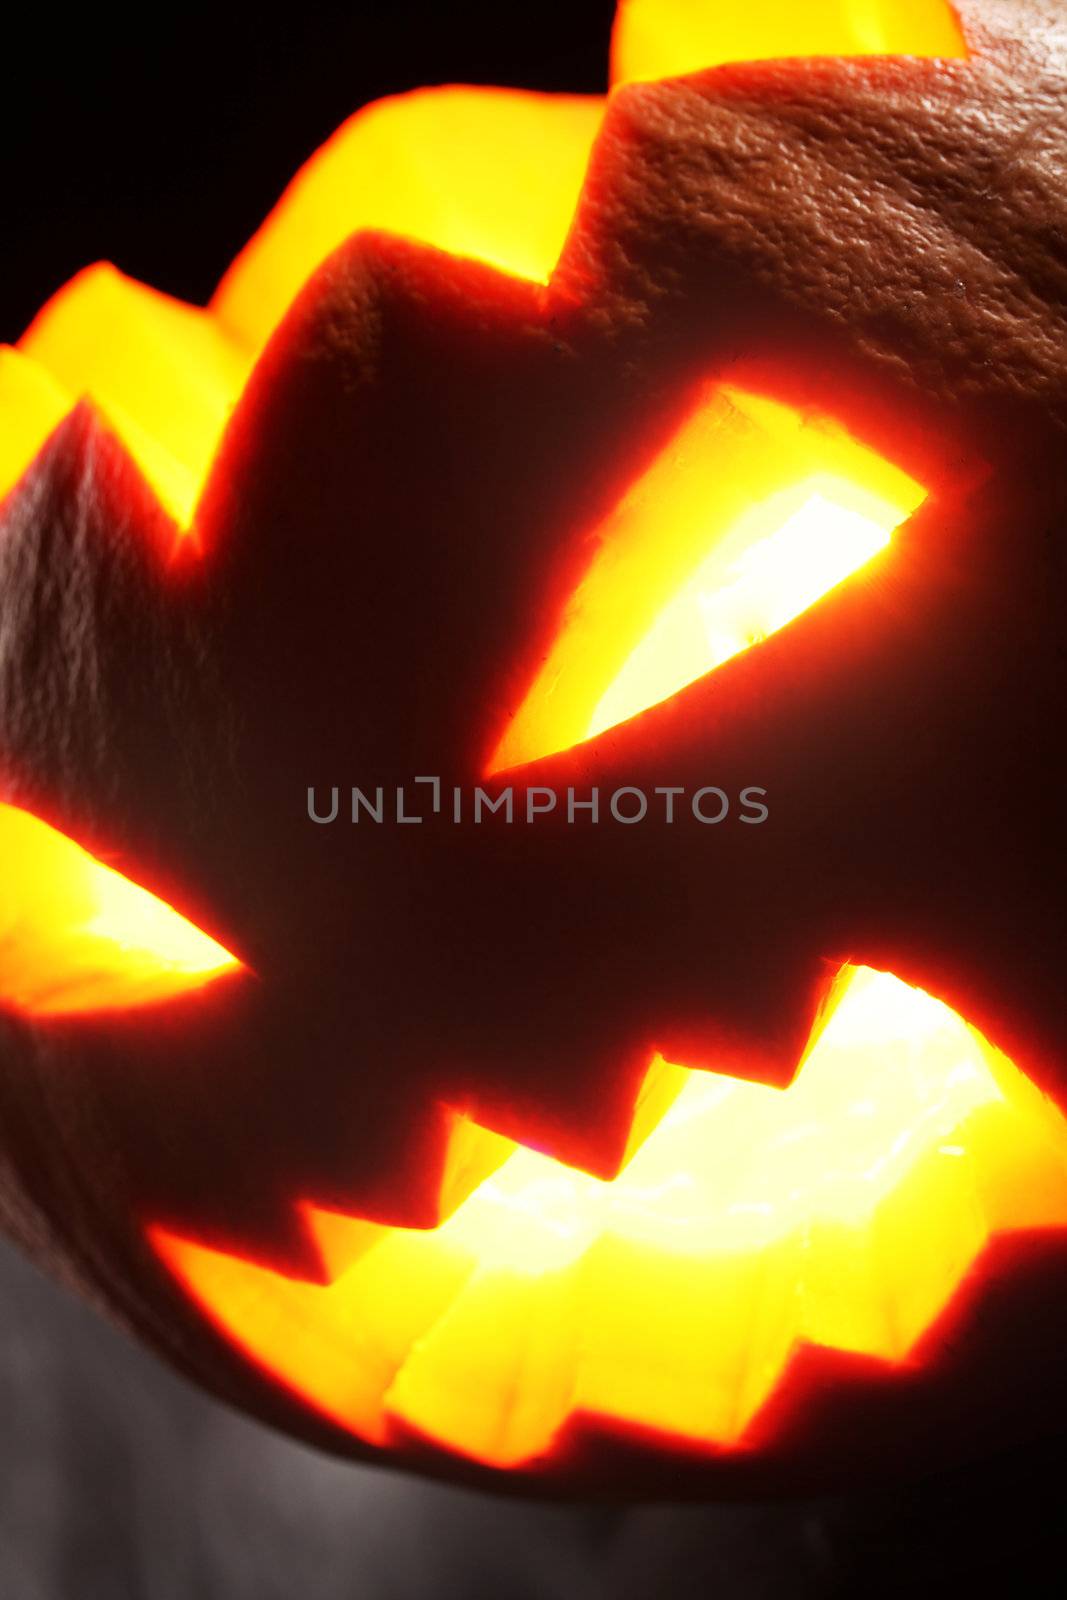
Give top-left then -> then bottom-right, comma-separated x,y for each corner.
612,0 -> 967,85
491,384 -> 927,772
151,965 -> 1067,1468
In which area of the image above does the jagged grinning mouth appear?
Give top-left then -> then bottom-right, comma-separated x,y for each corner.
150,966 -> 1067,1470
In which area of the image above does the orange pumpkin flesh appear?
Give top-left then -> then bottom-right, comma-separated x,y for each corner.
1,0 -> 1066,1496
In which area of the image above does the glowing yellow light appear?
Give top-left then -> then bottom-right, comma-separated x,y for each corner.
151,968 -> 1067,1468
611,0 -> 968,85
589,482 -> 896,738
492,384 -> 926,771
0,804 -> 240,1015
0,346 -> 72,506
213,87 -> 605,355
18,265 -> 252,528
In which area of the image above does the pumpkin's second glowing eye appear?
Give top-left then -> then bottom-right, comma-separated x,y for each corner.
491,384 -> 927,771
0,803 -> 241,1017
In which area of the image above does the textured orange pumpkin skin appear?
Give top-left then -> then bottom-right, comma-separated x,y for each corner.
0,0 -> 1065,1495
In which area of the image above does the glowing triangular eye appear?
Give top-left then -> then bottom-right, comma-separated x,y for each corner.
490,384 -> 926,772
0,804 -> 241,1017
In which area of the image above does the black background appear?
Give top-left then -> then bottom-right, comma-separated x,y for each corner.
2,3 -> 1067,1595
0,1 -> 615,343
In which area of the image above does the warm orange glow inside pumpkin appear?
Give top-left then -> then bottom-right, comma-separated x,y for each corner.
17,266 -> 252,529
0,804 -> 240,1014
151,967 -> 1067,1467
212,89 -> 606,355
612,0 -> 967,84
492,384 -> 926,770
0,346 -> 72,507
0,0 -> 964,528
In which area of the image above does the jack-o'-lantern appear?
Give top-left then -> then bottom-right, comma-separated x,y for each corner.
1,0 -> 1066,1497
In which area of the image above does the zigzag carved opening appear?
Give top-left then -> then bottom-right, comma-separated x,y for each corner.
0,0 -> 964,527
151,967 -> 1067,1470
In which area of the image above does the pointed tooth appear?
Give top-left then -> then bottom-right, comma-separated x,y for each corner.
148,1224 -> 394,1444
341,1225 -> 477,1378
795,1219 -> 898,1362
149,1215 -> 477,1447
869,1140 -> 987,1360
794,1122 -> 990,1366
384,1261 -> 581,1468
573,1233 -> 800,1450
298,1203 -> 391,1281
617,1055 -> 689,1172
155,1194 -> 331,1284
259,1077 -> 505,1239
433,1112 -> 516,1224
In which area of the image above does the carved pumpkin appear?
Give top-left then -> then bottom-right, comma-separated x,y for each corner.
1,0 -> 1066,1496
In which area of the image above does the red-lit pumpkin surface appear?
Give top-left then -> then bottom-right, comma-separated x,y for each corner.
1,0 -> 1066,1496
